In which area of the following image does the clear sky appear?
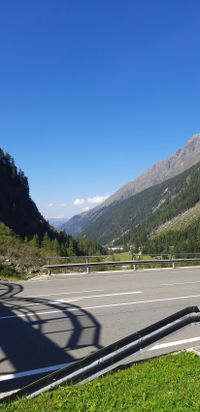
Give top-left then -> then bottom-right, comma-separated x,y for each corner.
1,0 -> 200,219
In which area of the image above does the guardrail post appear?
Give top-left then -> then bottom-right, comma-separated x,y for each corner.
43,256 -> 200,276
86,258 -> 89,274
47,259 -> 51,276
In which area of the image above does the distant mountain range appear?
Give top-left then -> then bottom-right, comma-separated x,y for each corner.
62,134 -> 200,250
48,218 -> 68,229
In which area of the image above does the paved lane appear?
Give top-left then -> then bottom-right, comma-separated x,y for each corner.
1,266 -> 200,394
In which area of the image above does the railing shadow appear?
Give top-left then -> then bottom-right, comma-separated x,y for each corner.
0,282 -> 102,392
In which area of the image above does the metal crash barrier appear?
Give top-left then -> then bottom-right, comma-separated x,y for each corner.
43,258 -> 200,274
2,305 -> 200,402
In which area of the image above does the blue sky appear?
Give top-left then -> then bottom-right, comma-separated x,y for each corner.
1,0 -> 200,219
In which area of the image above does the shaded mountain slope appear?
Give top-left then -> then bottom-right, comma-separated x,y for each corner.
82,160 -> 200,245
0,149 -> 50,238
63,133 -> 200,236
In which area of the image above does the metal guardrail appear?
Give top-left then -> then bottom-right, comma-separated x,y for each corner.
2,305 -> 200,402
43,258 -> 200,274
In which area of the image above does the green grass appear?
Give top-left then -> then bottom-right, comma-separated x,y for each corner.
2,352 -> 200,412
103,252 -> 130,261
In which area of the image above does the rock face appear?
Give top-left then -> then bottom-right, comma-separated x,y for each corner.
63,134 -> 200,236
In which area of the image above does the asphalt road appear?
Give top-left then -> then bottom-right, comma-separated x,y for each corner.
1,266 -> 200,394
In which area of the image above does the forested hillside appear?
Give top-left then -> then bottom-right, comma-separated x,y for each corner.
82,161 -> 200,253
0,148 -> 52,238
0,221 -> 105,278
143,219 -> 200,255
116,164 -> 200,254
0,148 -> 105,272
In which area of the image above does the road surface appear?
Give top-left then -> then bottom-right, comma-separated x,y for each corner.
1,266 -> 200,394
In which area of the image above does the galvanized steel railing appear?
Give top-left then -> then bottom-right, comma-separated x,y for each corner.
43,257 -> 200,274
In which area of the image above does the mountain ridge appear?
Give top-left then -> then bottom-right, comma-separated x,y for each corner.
82,160 -> 200,245
63,133 -> 200,236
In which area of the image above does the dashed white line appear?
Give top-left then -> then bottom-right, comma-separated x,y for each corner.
78,294 -> 200,311
1,293 -> 200,320
162,280 -> 200,286
24,289 -> 104,298
48,290 -> 143,304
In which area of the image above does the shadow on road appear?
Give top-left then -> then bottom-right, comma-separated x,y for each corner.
0,282 -> 102,392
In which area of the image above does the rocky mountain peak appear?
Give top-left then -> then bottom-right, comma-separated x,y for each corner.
187,133 -> 200,150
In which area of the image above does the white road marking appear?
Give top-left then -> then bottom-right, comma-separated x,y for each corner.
0,363 -> 71,382
149,336 -> 200,351
24,289 -> 104,298
0,291 -> 143,310
0,289 -> 105,309
162,280 -> 200,286
3,335 -> 200,383
1,293 -> 200,320
77,294 -> 200,311
48,291 -> 143,304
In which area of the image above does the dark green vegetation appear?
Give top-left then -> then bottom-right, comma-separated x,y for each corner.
144,221 -> 200,255
0,148 -> 105,277
0,148 -> 50,239
1,352 -> 200,411
80,161 -> 200,254
0,222 -> 104,277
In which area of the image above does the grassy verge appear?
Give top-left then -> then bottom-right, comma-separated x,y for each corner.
1,352 -> 200,411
